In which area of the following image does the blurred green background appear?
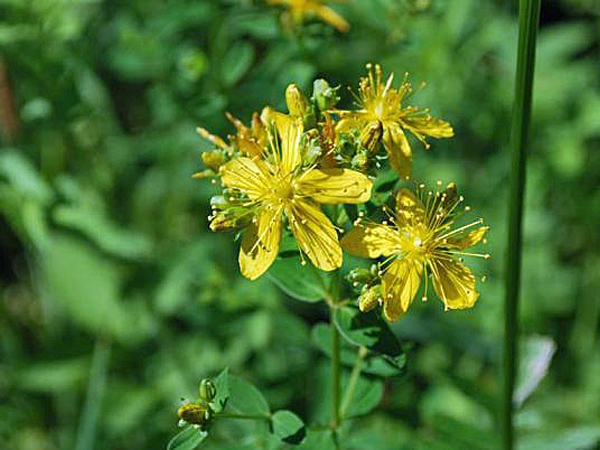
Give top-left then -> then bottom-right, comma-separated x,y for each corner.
1,0 -> 600,449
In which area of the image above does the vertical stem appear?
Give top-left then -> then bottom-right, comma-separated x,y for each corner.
75,338 -> 111,450
340,346 -> 367,419
330,308 -> 341,430
502,1 -> 541,450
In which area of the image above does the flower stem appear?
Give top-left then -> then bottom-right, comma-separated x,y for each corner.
217,412 -> 270,421
503,1 -> 541,450
75,338 -> 111,450
330,307 -> 341,431
340,346 -> 367,419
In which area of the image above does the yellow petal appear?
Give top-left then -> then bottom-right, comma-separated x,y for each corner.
286,200 -> 342,271
340,223 -> 401,259
448,226 -> 489,250
430,258 -> 479,310
220,157 -> 271,200
395,188 -> 426,227
382,123 -> 412,179
381,259 -> 423,321
402,114 -> 454,139
335,117 -> 362,134
267,111 -> 303,174
311,4 -> 349,32
197,127 -> 228,149
239,205 -> 283,280
296,168 -> 372,204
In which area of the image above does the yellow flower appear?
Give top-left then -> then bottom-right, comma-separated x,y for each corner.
337,64 -> 454,179
193,112 -> 267,178
267,0 -> 349,33
219,115 -> 372,280
341,183 -> 489,321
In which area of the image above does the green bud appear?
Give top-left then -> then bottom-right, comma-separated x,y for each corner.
199,379 -> 216,402
312,79 -> 340,111
303,138 -> 323,165
358,285 -> 381,313
347,268 -> 375,285
352,148 -> 369,169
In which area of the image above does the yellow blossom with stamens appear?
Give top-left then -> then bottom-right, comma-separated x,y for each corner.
267,0 -> 349,33
218,114 -> 372,280
337,64 -> 454,179
193,112 -> 267,178
341,183 -> 489,321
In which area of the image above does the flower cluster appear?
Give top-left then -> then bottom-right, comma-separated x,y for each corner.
195,64 -> 488,320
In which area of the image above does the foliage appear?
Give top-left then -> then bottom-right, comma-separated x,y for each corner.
1,0 -> 600,449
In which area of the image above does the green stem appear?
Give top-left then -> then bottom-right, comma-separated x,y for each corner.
503,1 -> 541,450
340,347 -> 367,419
331,308 -> 341,431
75,339 -> 111,450
217,412 -> 270,421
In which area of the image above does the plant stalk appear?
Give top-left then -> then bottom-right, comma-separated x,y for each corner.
502,1 -> 541,450
75,338 -> 111,450
340,346 -> 367,419
331,309 -> 341,430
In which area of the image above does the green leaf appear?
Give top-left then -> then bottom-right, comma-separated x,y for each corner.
0,150 -> 53,204
212,368 -> 230,413
268,256 -> 328,303
334,306 -> 405,369
167,426 -> 207,450
228,376 -> 270,416
297,429 -> 335,450
518,426 -> 600,450
344,375 -> 384,418
222,42 -> 254,87
272,410 -> 306,445
312,323 -> 404,377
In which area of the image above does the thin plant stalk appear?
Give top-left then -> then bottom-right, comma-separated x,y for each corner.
502,1 -> 541,449
75,339 -> 111,450
331,309 -> 341,430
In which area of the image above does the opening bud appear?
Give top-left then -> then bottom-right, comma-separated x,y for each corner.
358,285 -> 381,313
201,150 -> 227,171
178,402 -> 211,428
199,379 -> 216,402
359,121 -> 383,153
347,268 -> 376,285
285,84 -> 310,118
312,79 -> 340,111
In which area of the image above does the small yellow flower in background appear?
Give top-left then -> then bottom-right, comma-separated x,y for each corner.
219,114 -> 372,280
267,0 -> 350,33
337,64 -> 454,179
341,182 -> 489,321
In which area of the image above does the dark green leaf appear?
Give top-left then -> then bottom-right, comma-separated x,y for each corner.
271,410 -> 306,445
268,256 -> 328,302
228,376 -> 270,416
334,306 -> 404,361
167,426 -> 207,450
222,42 -> 254,87
212,368 -> 230,413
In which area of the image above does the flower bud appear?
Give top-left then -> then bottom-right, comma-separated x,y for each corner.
178,402 -> 209,426
312,79 -> 340,111
209,208 -> 252,232
359,121 -> 383,153
201,150 -> 227,171
199,379 -> 216,402
358,285 -> 381,313
285,84 -> 310,118
347,268 -> 375,285
352,149 -> 369,170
